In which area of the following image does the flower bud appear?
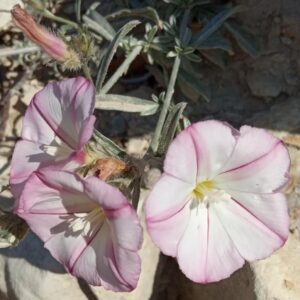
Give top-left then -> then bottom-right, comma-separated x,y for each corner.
11,5 -> 80,69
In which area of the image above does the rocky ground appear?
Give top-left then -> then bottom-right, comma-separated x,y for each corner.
1,0 -> 300,299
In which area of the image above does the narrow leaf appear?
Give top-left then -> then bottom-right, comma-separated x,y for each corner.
96,20 -> 140,91
191,5 -> 245,47
93,129 -> 126,158
96,94 -> 159,115
82,15 -> 114,41
178,68 -> 211,102
225,21 -> 259,57
75,0 -> 82,23
158,102 -> 187,155
89,10 -> 116,37
195,32 -> 233,53
107,7 -> 163,29
179,10 -> 190,44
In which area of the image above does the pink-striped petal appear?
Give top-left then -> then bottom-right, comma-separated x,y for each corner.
84,176 -> 136,210
145,174 -> 193,221
164,128 -> 198,184
107,204 -> 142,251
10,140 -> 73,199
72,222 -> 140,291
10,140 -> 50,186
213,200 -> 286,261
227,191 -> 289,239
16,170 -> 96,215
177,203 -> 244,283
219,126 -> 280,172
187,120 -> 238,180
147,202 -> 190,256
215,142 -> 290,193
23,77 -> 95,149
78,115 -> 96,148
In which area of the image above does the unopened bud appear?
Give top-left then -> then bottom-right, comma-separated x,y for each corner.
11,5 -> 81,69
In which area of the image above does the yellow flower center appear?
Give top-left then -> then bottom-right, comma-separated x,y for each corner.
193,180 -> 214,199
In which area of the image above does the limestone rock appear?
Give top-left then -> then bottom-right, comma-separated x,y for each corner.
0,0 -> 21,29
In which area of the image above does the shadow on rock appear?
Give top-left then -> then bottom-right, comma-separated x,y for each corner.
150,254 -> 256,300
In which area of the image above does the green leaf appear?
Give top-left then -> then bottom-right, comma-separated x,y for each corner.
107,7 -> 163,29
179,10 -> 191,44
95,20 -> 140,91
191,5 -> 245,47
89,10 -> 116,37
96,94 -> 159,115
158,102 -> 187,155
0,212 -> 28,248
75,0 -> 82,23
225,21 -> 259,57
82,15 -> 114,41
93,129 -> 126,158
178,68 -> 211,102
195,32 -> 233,53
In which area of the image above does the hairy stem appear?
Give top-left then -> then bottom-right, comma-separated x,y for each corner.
42,9 -> 79,29
0,46 -> 40,57
100,45 -> 143,95
150,55 -> 181,153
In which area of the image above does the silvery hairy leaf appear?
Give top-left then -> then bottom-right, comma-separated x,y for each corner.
157,102 -> 187,155
93,129 -> 126,158
96,94 -> 159,116
96,20 -> 140,91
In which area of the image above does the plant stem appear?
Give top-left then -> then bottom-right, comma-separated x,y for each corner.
42,9 -> 79,29
0,46 -> 40,57
82,61 -> 92,82
150,55 -> 181,153
100,45 -> 143,95
75,0 -> 82,23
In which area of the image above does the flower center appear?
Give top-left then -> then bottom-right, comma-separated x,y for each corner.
192,180 -> 231,207
193,180 -> 214,199
68,208 -> 106,236
40,136 -> 73,160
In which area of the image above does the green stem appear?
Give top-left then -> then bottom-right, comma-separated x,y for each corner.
82,62 -> 92,82
75,0 -> 82,23
42,10 -> 79,29
0,46 -> 40,57
150,55 -> 181,153
100,45 -> 143,95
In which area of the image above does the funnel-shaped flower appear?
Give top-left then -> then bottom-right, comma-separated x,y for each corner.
10,77 -> 95,198
146,120 -> 290,283
11,5 -> 80,67
16,169 -> 142,291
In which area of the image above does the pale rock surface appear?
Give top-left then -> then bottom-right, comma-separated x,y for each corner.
251,131 -> 300,300
0,0 -> 21,29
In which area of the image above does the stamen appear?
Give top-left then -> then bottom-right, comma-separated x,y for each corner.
40,136 -> 73,160
193,180 -> 214,199
192,180 -> 230,207
68,208 -> 106,235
